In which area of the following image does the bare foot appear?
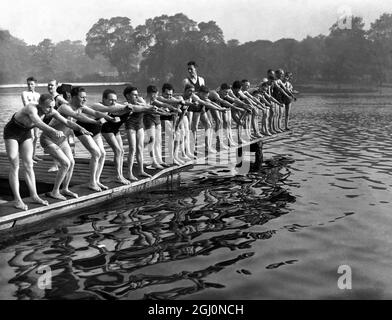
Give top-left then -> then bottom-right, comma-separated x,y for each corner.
97,182 -> 109,190
151,163 -> 164,170
32,196 -> 49,206
48,165 -> 59,172
159,162 -> 170,168
128,175 -> 139,181
220,144 -> 229,150
14,200 -> 28,211
46,192 -> 67,201
186,153 -> 198,160
208,148 -> 217,154
181,155 -> 192,162
114,176 -> 131,185
33,156 -> 42,162
61,189 -> 79,198
138,172 -> 152,178
173,158 -> 184,165
229,140 -> 238,147
88,184 -> 102,192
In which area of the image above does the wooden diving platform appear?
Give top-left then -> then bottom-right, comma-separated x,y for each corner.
0,133 -> 287,234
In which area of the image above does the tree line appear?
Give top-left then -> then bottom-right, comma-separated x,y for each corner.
1,12 -> 392,88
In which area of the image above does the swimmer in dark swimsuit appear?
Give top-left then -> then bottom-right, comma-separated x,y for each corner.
144,85 -> 173,169
69,87 -> 118,192
3,93 -> 65,211
40,106 -> 92,201
95,89 -> 134,185
123,85 -> 158,181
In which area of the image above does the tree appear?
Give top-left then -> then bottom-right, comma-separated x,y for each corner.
31,39 -> 56,81
53,40 -> 116,81
323,16 -> 372,84
85,17 -> 140,79
0,30 -> 30,83
367,13 -> 392,85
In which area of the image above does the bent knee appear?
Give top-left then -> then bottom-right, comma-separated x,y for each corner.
59,158 -> 71,169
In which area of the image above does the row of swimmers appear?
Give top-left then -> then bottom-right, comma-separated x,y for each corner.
3,67 -> 297,211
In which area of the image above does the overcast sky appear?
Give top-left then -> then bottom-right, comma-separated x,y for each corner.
0,0 -> 391,45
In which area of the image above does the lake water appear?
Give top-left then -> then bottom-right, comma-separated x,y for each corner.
0,88 -> 392,299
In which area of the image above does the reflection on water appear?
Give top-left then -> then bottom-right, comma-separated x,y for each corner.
2,92 -> 392,299
1,155 -> 296,300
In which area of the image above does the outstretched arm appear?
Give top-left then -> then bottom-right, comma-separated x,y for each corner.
58,104 -> 99,124
52,110 -> 92,135
90,102 -> 131,114
27,106 -> 64,138
81,106 -> 116,122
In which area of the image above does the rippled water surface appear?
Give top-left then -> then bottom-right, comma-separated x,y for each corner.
1,91 -> 392,299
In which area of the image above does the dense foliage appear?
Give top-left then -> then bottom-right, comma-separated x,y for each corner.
1,12 -> 392,88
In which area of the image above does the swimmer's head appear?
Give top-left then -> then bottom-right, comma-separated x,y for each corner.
26,76 -> 37,91
102,89 -> 117,106
123,85 -> 139,104
187,61 -> 198,77
147,85 -> 159,99
198,85 -> 210,99
162,83 -> 174,99
71,87 -> 87,107
241,79 -> 251,91
184,84 -> 195,96
275,69 -> 285,79
219,83 -> 231,96
232,80 -> 242,91
38,93 -> 54,114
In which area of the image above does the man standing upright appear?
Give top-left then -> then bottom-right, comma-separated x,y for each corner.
183,61 -> 206,147
21,77 -> 41,162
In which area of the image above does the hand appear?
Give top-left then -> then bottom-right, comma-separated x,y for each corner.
126,104 -> 133,111
54,130 -> 65,139
81,128 -> 93,136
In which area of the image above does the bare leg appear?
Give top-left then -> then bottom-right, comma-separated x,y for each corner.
77,134 -> 102,192
136,128 -> 151,177
45,143 -> 70,201
59,142 -> 78,198
32,128 -> 41,161
5,139 -> 28,210
103,132 -> 129,185
93,134 -> 108,190
126,129 -> 138,181
284,103 -> 291,130
146,126 -> 163,169
20,139 -> 48,206
155,123 -> 166,166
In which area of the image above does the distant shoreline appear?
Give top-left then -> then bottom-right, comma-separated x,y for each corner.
0,82 -> 129,89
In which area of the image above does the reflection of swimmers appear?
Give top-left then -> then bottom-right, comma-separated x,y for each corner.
21,77 -> 41,162
3,94 -> 65,210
